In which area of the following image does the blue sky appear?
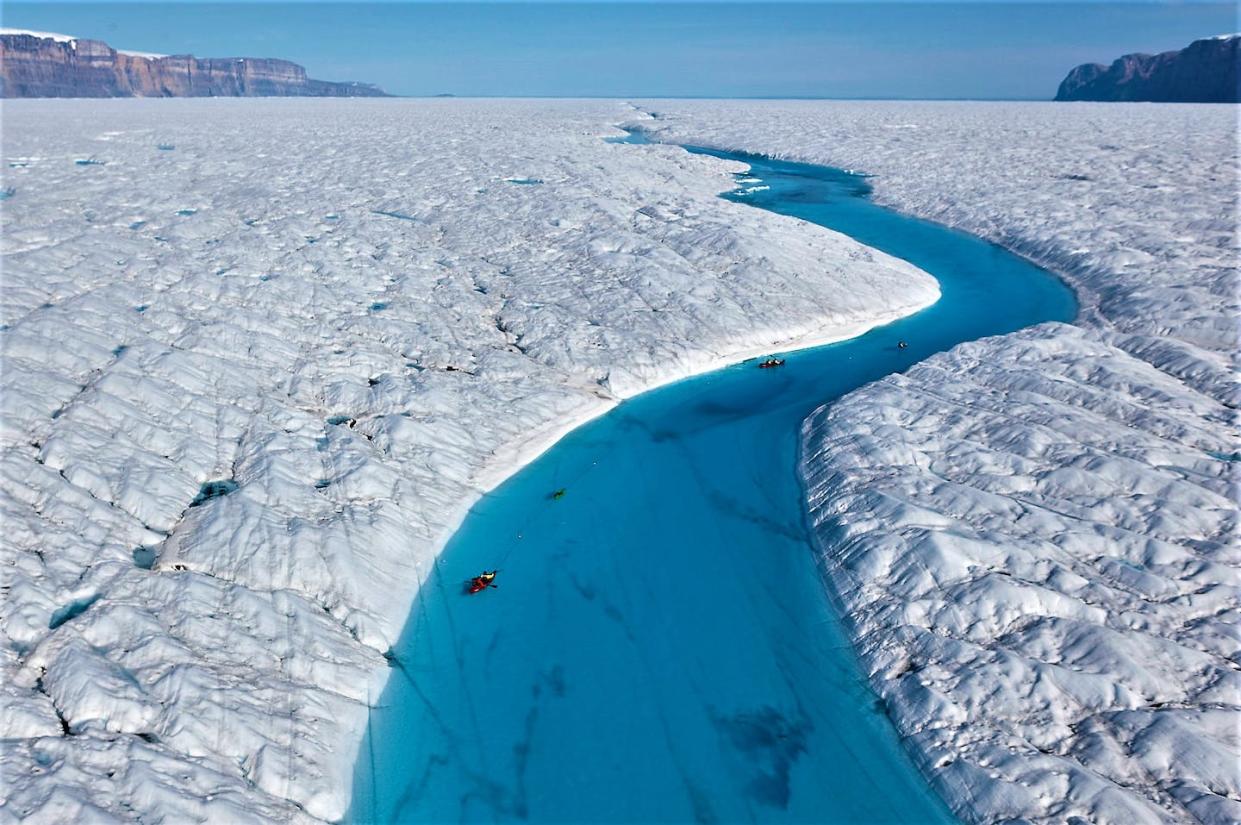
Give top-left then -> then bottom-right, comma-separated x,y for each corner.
4,2 -> 1235,98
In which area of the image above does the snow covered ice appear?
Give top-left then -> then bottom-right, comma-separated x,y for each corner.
3,96 -> 1236,825
0,99 -> 937,822
641,101 -> 1239,824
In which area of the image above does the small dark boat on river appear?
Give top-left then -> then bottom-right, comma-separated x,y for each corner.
466,571 -> 498,594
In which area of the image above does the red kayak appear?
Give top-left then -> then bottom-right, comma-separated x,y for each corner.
466,571 -> 498,594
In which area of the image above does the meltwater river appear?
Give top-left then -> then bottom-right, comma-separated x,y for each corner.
351,133 -> 1077,824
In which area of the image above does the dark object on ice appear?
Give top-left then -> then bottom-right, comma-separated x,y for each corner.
1055,34 -> 1239,102
758,358 -> 785,369
466,571 -> 498,594
898,341 -> 909,350
551,488 -> 567,500
48,594 -> 102,629
189,479 -> 239,507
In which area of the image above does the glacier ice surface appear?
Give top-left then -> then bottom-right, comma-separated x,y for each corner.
0,98 -> 939,822
641,100 -> 1238,824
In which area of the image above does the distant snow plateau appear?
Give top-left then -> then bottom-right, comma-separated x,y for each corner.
639,100 -> 1239,825
0,98 -> 938,822
0,29 -> 78,44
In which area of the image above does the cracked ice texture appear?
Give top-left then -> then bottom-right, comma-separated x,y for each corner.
0,99 -> 937,822
643,102 -> 1239,823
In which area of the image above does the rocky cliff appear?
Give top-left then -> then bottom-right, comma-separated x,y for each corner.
0,30 -> 389,98
1055,34 -> 1239,102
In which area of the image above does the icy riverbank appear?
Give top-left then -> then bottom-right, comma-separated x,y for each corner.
351,144 -> 1074,825
641,101 -> 1239,823
0,99 -> 938,822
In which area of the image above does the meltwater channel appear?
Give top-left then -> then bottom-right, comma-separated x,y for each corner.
351,132 -> 1078,824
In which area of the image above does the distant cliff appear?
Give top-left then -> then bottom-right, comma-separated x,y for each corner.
0,29 -> 390,98
1055,34 -> 1239,102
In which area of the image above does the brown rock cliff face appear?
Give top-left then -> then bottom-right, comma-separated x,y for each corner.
1,32 -> 389,97
1055,35 -> 1239,102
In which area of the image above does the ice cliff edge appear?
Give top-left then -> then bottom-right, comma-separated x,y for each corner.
0,29 -> 390,98
1055,33 -> 1239,102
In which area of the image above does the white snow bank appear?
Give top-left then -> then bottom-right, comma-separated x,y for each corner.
0,98 -> 937,822
115,50 -> 166,60
0,28 -> 165,58
801,325 -> 1239,825
641,101 -> 1239,823
0,29 -> 77,44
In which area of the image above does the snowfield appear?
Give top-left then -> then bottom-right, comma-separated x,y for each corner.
0,29 -> 79,44
0,27 -> 167,60
0,99 -> 938,822
641,101 -> 1239,824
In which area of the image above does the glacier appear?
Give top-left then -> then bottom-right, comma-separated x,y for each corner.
0,99 -> 939,822
637,101 -> 1239,824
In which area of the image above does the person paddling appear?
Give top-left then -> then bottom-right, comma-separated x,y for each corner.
467,570 -> 498,594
